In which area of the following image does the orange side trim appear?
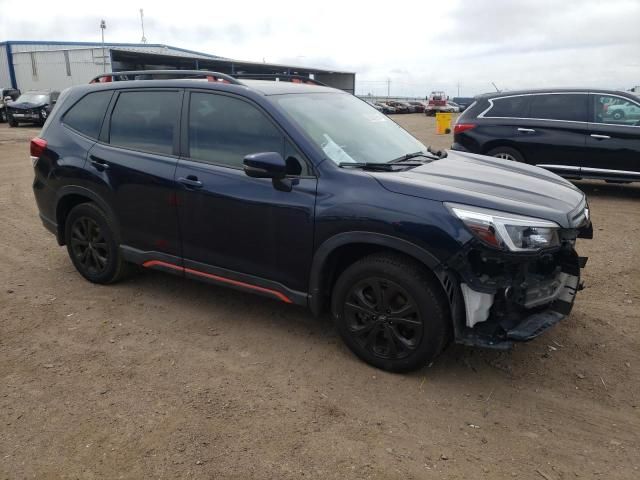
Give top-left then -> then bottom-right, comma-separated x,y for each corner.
142,260 -> 293,303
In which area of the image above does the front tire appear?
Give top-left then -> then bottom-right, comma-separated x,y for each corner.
486,146 -> 525,163
64,203 -> 129,284
331,253 -> 450,372
0,108 -> 6,123
8,115 -> 18,127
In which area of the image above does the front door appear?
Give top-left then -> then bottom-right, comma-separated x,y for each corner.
175,90 -> 317,299
584,93 -> 640,179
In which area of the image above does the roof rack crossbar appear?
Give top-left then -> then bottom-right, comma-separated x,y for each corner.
231,73 -> 328,87
90,70 -> 242,84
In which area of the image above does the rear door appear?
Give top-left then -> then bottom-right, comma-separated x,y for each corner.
515,93 -> 590,172
585,93 -> 640,178
87,89 -> 183,257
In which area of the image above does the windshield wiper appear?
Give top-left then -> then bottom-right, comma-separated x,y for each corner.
389,152 -> 437,163
338,162 -> 423,171
389,148 -> 448,164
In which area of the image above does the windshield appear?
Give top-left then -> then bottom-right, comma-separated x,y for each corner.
15,93 -> 48,104
274,93 -> 427,164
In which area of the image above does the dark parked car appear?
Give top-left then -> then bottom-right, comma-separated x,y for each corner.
0,87 -> 21,123
451,97 -> 475,112
452,88 -> 640,183
31,71 -> 592,372
6,90 -> 60,127
408,101 -> 426,113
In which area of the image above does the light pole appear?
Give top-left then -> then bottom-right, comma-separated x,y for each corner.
140,9 -> 147,44
100,19 -> 107,72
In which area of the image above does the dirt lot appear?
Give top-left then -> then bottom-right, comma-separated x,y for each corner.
1,115 -> 639,479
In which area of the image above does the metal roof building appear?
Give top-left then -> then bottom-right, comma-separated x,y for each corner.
0,40 -> 355,93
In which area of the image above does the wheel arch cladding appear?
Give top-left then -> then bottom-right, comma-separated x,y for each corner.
308,232 -> 451,316
56,187 -> 119,245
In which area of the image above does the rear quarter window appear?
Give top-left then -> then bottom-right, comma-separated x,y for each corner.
485,96 -> 530,118
63,91 -> 113,139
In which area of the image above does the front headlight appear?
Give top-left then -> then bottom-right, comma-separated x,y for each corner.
446,203 -> 561,252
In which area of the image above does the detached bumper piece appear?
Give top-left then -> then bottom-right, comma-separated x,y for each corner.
446,240 -> 587,350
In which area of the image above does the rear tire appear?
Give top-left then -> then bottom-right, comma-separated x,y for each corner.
64,203 -> 129,284
487,146 -> 525,163
331,253 -> 450,372
612,110 -> 624,120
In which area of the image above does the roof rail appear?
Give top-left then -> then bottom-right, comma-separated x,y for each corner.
89,70 -> 241,84
232,73 -> 328,87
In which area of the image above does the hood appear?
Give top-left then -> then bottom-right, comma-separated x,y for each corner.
7,101 -> 47,110
370,150 -> 586,228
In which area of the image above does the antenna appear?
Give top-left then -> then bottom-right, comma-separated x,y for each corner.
139,8 -> 147,44
491,82 -> 500,92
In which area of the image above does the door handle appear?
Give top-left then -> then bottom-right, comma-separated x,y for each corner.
178,175 -> 203,189
590,134 -> 610,140
89,155 -> 109,170
517,128 -> 536,133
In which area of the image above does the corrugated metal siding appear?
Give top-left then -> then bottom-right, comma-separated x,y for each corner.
12,49 -> 111,91
10,43 -> 89,53
9,42 -> 225,60
0,46 -> 11,87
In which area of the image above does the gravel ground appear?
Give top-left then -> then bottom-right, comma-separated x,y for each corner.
1,116 -> 639,479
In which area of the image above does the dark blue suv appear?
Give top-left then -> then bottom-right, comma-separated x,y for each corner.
31,71 -> 592,372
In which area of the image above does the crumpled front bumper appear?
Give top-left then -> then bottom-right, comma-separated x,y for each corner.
443,238 -> 588,350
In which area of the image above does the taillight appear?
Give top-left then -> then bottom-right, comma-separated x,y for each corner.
30,137 -> 47,167
453,123 -> 476,134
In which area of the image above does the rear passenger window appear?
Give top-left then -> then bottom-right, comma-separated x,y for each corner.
529,94 -> 587,122
63,91 -> 112,139
188,92 -> 285,169
109,91 -> 181,155
486,96 -> 530,118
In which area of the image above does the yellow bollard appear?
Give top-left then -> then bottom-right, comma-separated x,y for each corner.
435,112 -> 452,135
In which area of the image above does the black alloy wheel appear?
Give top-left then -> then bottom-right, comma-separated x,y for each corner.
64,203 -> 130,284
344,277 -> 422,360
69,216 -> 109,277
332,253 -> 450,372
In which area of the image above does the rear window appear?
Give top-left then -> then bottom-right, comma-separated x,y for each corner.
63,91 -> 112,139
485,96 -> 530,118
529,94 -> 587,122
109,91 -> 181,155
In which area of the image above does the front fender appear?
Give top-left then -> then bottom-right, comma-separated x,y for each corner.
308,231 -> 443,316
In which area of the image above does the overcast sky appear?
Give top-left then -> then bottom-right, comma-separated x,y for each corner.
1,0 -> 639,97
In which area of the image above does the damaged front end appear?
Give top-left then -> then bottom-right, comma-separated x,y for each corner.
442,203 -> 592,349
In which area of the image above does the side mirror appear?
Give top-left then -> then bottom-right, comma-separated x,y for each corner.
3,96 -> 12,103
243,152 -> 287,179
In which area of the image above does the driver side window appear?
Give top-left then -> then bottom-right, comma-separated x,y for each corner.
592,94 -> 640,127
188,92 -> 310,175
